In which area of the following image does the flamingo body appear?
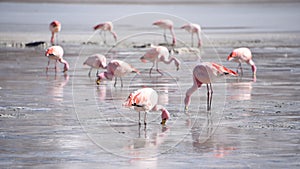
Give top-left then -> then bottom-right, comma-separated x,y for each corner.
123,88 -> 170,125
96,60 -> 139,87
94,21 -> 117,43
49,20 -> 61,45
140,45 -> 180,75
184,62 -> 238,111
227,47 -> 257,77
153,19 -> 176,46
45,46 -> 69,73
83,54 -> 107,76
181,23 -> 202,47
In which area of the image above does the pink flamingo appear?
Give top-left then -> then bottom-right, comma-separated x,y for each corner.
45,46 -> 69,73
153,19 -> 176,46
123,88 -> 170,125
83,54 -> 107,77
140,45 -> 180,76
49,20 -> 61,45
184,62 -> 238,111
96,59 -> 139,87
181,23 -> 202,47
227,47 -> 257,79
93,21 -> 117,44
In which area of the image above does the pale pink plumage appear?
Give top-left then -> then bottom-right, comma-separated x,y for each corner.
49,20 -> 61,45
123,88 -> 170,125
45,46 -> 69,73
96,59 -> 139,87
181,23 -> 202,47
94,21 -> 117,44
153,19 -> 176,46
227,47 -> 257,79
140,45 -> 180,75
184,62 -> 238,111
83,54 -> 107,77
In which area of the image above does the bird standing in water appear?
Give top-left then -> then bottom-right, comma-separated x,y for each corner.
123,88 -> 170,125
93,21 -> 117,44
184,62 -> 238,111
153,19 -> 176,46
45,46 -> 69,73
96,60 -> 139,87
83,54 -> 107,77
140,45 -> 180,76
227,47 -> 257,80
181,23 -> 202,48
49,20 -> 61,45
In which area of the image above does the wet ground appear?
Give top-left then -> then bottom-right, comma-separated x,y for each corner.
1,1 -> 300,168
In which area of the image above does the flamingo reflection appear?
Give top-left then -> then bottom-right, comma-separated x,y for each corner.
47,74 -> 69,103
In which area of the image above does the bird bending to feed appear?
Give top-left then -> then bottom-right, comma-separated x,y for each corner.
140,45 -> 180,76
93,21 -> 117,44
181,23 -> 202,48
123,88 -> 170,125
83,54 -> 107,77
49,20 -> 61,45
184,62 -> 238,111
153,19 -> 176,46
96,60 -> 139,87
45,46 -> 69,73
227,47 -> 257,79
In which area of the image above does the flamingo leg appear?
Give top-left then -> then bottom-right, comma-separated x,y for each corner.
149,62 -> 155,76
237,63 -> 243,76
138,112 -> 141,126
88,67 -> 92,77
163,29 -> 168,43
114,77 -> 117,87
144,111 -> 147,125
206,83 -> 213,111
156,61 -> 163,76
103,31 -> 107,45
191,33 -> 194,47
55,60 -> 58,72
46,59 -> 50,73
120,77 -> 123,88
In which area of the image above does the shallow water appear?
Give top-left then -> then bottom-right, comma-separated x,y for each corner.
1,2 -> 300,169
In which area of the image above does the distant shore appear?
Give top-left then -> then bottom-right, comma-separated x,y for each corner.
1,0 -> 300,4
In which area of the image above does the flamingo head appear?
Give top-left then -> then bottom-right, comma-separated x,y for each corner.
96,72 -> 106,85
160,108 -> 170,125
123,93 -> 135,107
45,47 -> 54,57
227,51 -> 237,61
140,56 -> 148,63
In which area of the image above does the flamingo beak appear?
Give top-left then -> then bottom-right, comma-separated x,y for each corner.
96,78 -> 101,85
161,118 -> 167,125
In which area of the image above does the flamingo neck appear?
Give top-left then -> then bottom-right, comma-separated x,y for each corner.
111,31 -> 118,42
59,59 -> 69,72
50,32 -> 55,44
170,28 -> 176,46
249,60 -> 257,75
196,32 -> 202,47
184,82 -> 201,108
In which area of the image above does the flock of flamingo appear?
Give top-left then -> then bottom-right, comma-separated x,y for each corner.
46,19 -> 257,126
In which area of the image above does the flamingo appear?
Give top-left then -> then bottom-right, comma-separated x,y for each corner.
49,20 -> 61,45
153,19 -> 176,46
181,23 -> 202,47
123,88 -> 170,125
184,62 -> 238,111
140,45 -> 180,76
83,54 -> 107,77
96,59 -> 139,87
45,46 -> 69,73
93,21 -> 117,44
227,47 -> 257,79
